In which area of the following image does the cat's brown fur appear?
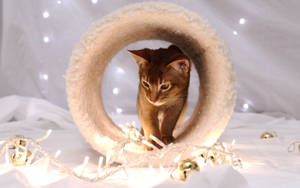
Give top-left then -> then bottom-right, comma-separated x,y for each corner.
128,45 -> 190,150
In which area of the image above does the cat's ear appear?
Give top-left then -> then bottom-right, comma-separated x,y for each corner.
128,49 -> 149,67
167,57 -> 190,74
168,45 -> 182,53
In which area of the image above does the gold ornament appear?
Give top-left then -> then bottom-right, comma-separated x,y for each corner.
179,159 -> 200,172
171,159 -> 200,181
171,168 -> 186,181
11,139 -> 32,166
287,141 -> 300,153
260,132 -> 274,139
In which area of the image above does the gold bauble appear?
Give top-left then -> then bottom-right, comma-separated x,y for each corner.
171,159 -> 200,181
11,139 -> 32,166
260,132 -> 274,139
11,150 -> 32,166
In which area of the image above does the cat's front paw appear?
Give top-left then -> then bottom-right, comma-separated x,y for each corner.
162,136 -> 174,145
143,144 -> 154,151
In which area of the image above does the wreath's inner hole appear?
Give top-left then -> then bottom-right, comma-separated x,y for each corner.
101,40 -> 200,133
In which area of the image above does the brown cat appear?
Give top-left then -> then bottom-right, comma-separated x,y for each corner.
128,45 -> 190,150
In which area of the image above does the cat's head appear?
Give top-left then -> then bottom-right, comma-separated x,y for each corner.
128,45 -> 190,106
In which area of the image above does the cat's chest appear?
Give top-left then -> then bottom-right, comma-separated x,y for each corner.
157,110 -> 165,129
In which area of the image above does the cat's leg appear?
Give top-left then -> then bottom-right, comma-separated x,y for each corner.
139,112 -> 161,150
160,107 -> 182,145
140,128 -> 144,136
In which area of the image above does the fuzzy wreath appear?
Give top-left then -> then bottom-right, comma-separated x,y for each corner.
66,2 -> 236,163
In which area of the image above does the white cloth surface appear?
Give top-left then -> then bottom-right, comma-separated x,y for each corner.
0,96 -> 300,188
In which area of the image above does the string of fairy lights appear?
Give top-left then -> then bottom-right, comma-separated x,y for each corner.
0,125 -> 299,183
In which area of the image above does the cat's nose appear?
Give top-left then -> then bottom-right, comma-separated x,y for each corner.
149,93 -> 158,103
148,97 -> 156,103
146,97 -> 158,105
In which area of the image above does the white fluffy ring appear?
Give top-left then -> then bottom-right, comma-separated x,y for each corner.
66,2 -> 236,161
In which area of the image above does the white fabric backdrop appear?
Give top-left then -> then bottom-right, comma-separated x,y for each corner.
0,0 -> 300,119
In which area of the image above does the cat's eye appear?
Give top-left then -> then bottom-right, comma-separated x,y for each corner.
160,83 -> 170,91
142,80 -> 150,89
